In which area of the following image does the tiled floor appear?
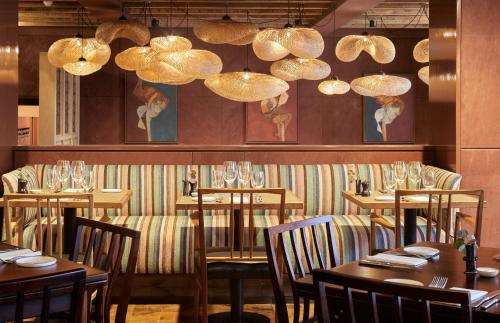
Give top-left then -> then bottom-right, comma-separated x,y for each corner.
109,303 -> 289,323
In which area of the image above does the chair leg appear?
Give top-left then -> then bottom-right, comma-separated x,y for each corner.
193,278 -> 200,323
201,280 -> 208,323
303,298 -> 310,322
293,295 -> 300,323
370,220 -> 376,256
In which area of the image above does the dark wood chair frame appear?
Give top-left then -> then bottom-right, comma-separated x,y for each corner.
313,269 -> 472,323
193,187 -> 286,323
70,217 -> 141,323
0,268 -> 86,323
370,189 -> 484,253
264,215 -> 339,323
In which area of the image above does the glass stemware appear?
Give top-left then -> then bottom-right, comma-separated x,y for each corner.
82,169 -> 94,192
212,166 -> 225,202
408,161 -> 423,189
393,161 -> 407,190
47,168 -> 58,193
237,161 -> 252,188
383,167 -> 396,193
71,160 -> 85,189
223,161 -> 237,188
251,170 -> 265,202
422,169 -> 437,190
56,160 -> 71,191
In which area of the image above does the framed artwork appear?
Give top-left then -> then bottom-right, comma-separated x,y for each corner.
245,81 -> 298,143
362,74 -> 415,144
125,74 -> 178,143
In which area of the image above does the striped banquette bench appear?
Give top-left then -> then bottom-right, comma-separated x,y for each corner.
2,163 -> 461,275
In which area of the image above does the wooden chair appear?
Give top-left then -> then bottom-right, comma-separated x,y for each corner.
313,269 -> 472,323
264,215 -> 339,323
0,268 -> 86,323
193,188 -> 286,323
2,193 -> 94,258
370,189 -> 484,253
70,217 -> 141,323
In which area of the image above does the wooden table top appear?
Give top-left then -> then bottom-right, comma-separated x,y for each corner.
0,243 -> 108,287
331,242 -> 500,317
175,190 -> 304,210
342,190 -> 484,209
0,190 -> 131,209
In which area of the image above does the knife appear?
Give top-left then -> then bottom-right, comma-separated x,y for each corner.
473,290 -> 500,309
480,296 -> 500,311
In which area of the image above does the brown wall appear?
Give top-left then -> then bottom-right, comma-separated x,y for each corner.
458,0 -> 500,248
18,27 -> 429,145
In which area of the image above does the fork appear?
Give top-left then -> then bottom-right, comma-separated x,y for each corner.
429,276 -> 448,288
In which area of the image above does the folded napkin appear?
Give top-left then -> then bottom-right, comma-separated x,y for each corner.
0,249 -> 42,261
232,196 -> 250,204
192,196 -> 217,202
450,287 -> 488,303
406,195 -> 431,202
375,195 -> 395,201
63,188 -> 84,193
101,188 -> 122,193
363,253 -> 427,267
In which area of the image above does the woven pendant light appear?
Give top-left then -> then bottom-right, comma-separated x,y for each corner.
63,57 -> 102,76
193,16 -> 259,45
155,49 -> 223,79
48,37 -> 111,68
318,77 -> 350,95
335,34 -> 395,64
413,38 -> 429,63
115,46 -> 157,71
253,27 -> 324,61
270,58 -> 330,81
95,17 -> 150,46
351,73 -> 411,97
150,35 -> 192,52
418,65 -> 429,85
137,60 -> 195,85
204,71 -> 289,102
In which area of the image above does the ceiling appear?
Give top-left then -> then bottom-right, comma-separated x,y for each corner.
18,0 -> 428,29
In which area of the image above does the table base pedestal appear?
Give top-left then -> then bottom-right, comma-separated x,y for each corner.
208,311 -> 270,323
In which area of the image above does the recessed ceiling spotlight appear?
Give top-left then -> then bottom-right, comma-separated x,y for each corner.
43,1 -> 53,6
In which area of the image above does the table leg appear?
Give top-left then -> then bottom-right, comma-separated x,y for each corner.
0,207 -> 3,241
404,208 -> 417,246
63,207 -> 77,254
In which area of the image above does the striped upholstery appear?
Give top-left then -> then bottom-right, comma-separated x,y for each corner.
4,163 -> 462,275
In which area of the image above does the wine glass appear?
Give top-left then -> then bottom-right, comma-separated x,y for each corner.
383,167 -> 396,193
47,168 -> 58,193
393,161 -> 407,190
422,169 -> 436,190
408,161 -> 423,189
56,160 -> 71,191
212,166 -> 225,201
237,161 -> 252,188
251,170 -> 265,202
71,160 -> 85,189
223,161 -> 237,188
81,169 -> 94,192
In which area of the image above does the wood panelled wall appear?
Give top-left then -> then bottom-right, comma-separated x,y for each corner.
18,27 -> 429,145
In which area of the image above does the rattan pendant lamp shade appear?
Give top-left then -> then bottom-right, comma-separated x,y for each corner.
413,38 -> 429,63
271,58 -> 330,81
115,46 -> 156,71
48,37 -> 111,68
95,17 -> 150,46
418,66 -> 429,85
336,34 -> 396,64
318,78 -> 350,95
193,16 -> 259,45
63,57 -> 102,76
351,73 -> 411,97
150,35 -> 192,52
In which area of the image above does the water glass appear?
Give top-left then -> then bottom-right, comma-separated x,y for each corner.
237,161 -> 252,188
82,169 -> 94,192
422,169 -> 436,189
56,160 -> 71,190
251,170 -> 265,189
71,160 -> 85,188
383,167 -> 396,193
393,161 -> 407,189
408,161 -> 423,189
47,168 -> 58,192
223,161 -> 237,187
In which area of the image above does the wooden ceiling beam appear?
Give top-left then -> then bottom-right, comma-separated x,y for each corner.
76,0 -> 121,20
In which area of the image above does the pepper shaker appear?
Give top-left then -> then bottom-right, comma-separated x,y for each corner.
464,239 -> 478,274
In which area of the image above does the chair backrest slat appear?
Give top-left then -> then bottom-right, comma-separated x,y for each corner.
300,227 -> 315,273
289,229 -> 306,277
311,224 -> 326,269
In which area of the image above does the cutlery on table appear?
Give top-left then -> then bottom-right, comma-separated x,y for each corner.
473,290 -> 500,309
428,276 -> 448,288
481,296 -> 500,311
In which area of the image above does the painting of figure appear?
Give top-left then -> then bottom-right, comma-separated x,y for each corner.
125,76 -> 177,143
246,81 -> 298,143
363,75 -> 415,143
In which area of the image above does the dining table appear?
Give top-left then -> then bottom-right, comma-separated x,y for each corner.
319,242 -> 500,322
0,189 -> 131,253
0,242 -> 108,322
342,190 -> 484,246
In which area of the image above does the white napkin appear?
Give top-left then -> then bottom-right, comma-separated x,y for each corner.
232,196 -> 250,204
101,188 -> 122,193
450,287 -> 488,302
406,195 -> 431,202
191,196 -> 217,202
364,253 -> 427,267
403,246 -> 440,258
0,249 -> 42,261
375,195 -> 395,201
63,188 -> 84,193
